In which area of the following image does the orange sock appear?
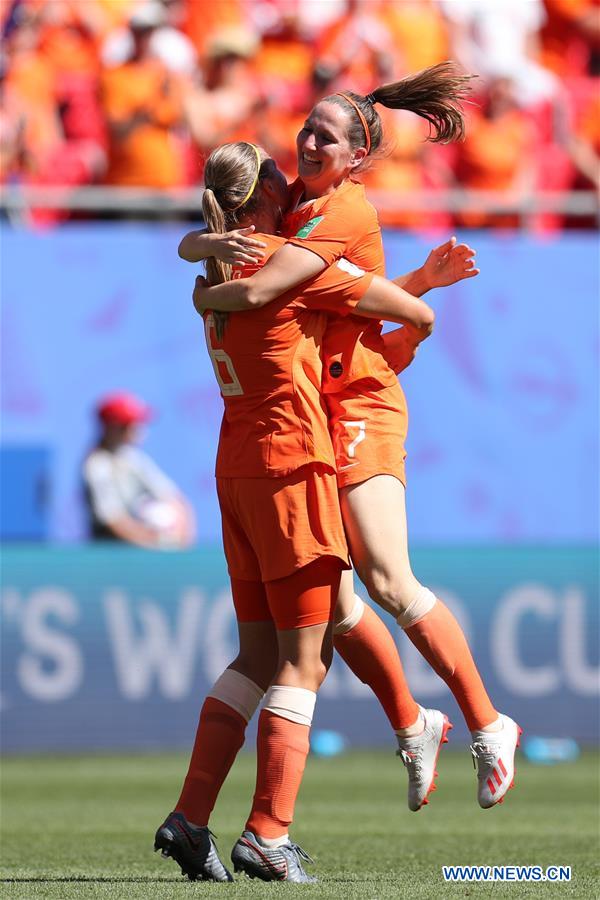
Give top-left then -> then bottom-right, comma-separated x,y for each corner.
334,603 -> 419,730
176,697 -> 247,826
404,600 -> 497,731
246,710 -> 310,839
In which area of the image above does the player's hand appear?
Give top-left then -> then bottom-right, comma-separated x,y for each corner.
423,236 -> 480,289
193,275 -> 208,315
211,226 -> 267,267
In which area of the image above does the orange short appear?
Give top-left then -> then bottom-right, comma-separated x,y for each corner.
231,557 -> 342,630
216,465 -> 350,583
326,379 -> 408,488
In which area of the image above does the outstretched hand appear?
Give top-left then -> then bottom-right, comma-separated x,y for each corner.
423,236 -> 480,289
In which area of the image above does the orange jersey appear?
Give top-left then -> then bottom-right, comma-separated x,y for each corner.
101,60 -> 183,188
283,179 -> 398,393
205,234 -> 374,478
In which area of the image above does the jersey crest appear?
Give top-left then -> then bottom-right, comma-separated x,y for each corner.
295,215 -> 324,238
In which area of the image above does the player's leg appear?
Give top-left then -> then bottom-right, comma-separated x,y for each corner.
232,556 -> 340,883
334,566 -> 449,810
334,568 -> 421,732
175,593 -> 278,828
341,474 -> 521,806
155,579 -> 277,881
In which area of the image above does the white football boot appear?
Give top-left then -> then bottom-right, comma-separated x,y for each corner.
470,714 -> 522,808
396,707 -> 453,811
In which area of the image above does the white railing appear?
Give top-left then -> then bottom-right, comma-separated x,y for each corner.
1,185 -> 598,225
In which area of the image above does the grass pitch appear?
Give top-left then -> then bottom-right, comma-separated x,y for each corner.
1,749 -> 598,899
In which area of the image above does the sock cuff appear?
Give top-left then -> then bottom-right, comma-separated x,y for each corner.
396,586 -> 437,630
263,685 -> 316,727
333,595 -> 365,635
207,668 -> 264,723
256,833 -> 290,849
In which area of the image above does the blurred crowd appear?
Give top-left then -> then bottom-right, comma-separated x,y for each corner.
1,0 -> 599,229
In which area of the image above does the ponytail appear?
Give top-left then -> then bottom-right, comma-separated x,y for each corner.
202,188 -> 232,290
370,61 -> 474,143
201,142 -> 266,339
327,61 -> 474,162
201,188 -> 231,340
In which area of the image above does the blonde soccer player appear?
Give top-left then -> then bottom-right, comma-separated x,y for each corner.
156,141 -> 438,882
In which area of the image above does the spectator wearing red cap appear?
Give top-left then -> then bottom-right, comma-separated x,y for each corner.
83,391 -> 195,548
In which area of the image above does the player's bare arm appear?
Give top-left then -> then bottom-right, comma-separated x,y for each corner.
396,237 -> 479,297
179,227 -> 267,265
193,243 -> 326,313
355,276 -> 435,334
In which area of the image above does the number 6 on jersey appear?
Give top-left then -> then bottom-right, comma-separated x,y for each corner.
204,313 -> 244,397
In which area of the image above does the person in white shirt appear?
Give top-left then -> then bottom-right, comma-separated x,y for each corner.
83,391 -> 195,548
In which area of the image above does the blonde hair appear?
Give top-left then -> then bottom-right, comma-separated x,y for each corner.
202,142 -> 267,337
327,61 -> 474,167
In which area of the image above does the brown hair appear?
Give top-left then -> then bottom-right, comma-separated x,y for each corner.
326,61 -> 474,164
202,142 -> 267,337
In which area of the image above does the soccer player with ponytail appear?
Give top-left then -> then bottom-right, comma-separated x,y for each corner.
194,62 -> 521,813
156,141 -> 439,883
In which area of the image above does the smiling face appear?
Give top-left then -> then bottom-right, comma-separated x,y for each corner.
296,101 -> 367,200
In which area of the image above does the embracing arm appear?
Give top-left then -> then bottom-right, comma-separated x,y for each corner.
355,275 -> 434,332
352,275 -> 434,375
193,243 -> 326,313
179,226 -> 267,265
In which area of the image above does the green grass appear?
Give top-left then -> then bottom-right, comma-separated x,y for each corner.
1,749 -> 598,898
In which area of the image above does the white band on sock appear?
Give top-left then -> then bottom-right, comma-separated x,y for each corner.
256,833 -> 289,849
263,685 -> 316,727
208,668 -> 264,723
333,595 -> 365,635
396,586 -> 437,630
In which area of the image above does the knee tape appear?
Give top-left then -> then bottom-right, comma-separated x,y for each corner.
208,668 -> 264,723
333,595 -> 365,635
263,685 -> 316,727
396,586 -> 437,630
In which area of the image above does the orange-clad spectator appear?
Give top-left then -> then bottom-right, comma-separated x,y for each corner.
360,108 -> 451,230
2,9 -> 62,170
381,0 -> 449,73
34,2 -> 108,162
0,66 -> 28,184
541,0 -> 600,77
101,6 -> 184,187
453,77 -> 535,228
182,0 -> 246,60
102,0 -> 197,75
1,2 -> 106,224
183,27 -> 262,163
37,1 -> 101,77
569,88 -> 600,192
253,11 -> 313,111
314,0 -> 397,97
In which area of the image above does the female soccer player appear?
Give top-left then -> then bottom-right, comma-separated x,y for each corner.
193,62 -> 521,813
156,141 -> 438,883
